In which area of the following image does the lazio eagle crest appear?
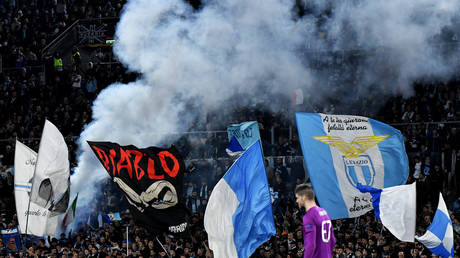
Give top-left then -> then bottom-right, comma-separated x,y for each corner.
313,135 -> 389,187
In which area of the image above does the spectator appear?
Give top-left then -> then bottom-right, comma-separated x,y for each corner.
0,1 -> 458,256
71,46 -> 81,69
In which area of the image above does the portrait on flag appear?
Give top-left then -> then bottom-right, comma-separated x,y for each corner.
88,141 -> 189,234
296,113 -> 409,219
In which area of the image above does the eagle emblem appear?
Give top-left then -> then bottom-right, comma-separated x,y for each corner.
313,135 -> 390,158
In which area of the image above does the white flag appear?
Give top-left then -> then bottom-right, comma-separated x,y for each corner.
30,120 -> 70,216
14,140 -> 58,236
357,182 -> 416,242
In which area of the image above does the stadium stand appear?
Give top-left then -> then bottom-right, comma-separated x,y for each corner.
0,0 -> 459,257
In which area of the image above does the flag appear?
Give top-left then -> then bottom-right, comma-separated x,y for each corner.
14,140 -> 58,236
100,212 -> 122,226
227,121 -> 261,151
295,113 -> 409,219
30,120 -> 70,216
87,212 -> 99,229
204,141 -> 275,258
416,193 -> 454,258
357,183 -> 416,242
225,136 -> 244,156
88,141 -> 189,234
1,227 -> 22,254
61,194 -> 78,230
290,88 -> 305,106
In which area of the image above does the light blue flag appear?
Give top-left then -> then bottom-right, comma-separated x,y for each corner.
102,212 -> 122,225
227,121 -> 261,151
204,141 -> 276,258
416,193 -> 454,258
295,113 -> 409,219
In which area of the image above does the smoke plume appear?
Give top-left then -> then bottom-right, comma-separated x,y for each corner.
71,0 -> 460,222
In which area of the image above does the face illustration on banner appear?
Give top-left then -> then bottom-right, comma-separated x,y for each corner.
314,135 -> 389,188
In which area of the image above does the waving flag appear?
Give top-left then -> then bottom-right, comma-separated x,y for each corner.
30,120 -> 70,216
227,121 -> 261,151
1,227 -> 22,254
296,113 -> 409,219
357,183 -> 416,242
88,141 -> 189,234
61,194 -> 78,230
99,212 -> 122,226
14,140 -> 58,236
204,141 -> 275,258
416,193 -> 454,258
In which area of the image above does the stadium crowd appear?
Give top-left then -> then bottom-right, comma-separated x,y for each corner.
0,0 -> 459,257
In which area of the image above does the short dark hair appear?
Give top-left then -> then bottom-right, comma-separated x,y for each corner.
295,183 -> 315,201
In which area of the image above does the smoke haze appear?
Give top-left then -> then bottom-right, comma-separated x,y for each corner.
71,0 -> 460,222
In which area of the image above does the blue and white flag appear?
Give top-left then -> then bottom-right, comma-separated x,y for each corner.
227,121 -> 261,151
416,193 -> 454,258
295,113 -> 409,219
1,227 -> 22,254
357,183 -> 416,242
99,212 -> 122,226
204,141 -> 275,258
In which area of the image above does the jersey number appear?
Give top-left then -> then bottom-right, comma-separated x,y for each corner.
321,220 -> 332,243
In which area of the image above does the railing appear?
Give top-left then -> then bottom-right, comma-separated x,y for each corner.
2,121 -> 458,143
41,19 -> 80,56
41,17 -> 120,55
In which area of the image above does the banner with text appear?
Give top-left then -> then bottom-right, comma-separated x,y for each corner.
1,228 -> 22,254
88,141 -> 189,234
295,113 -> 409,219
227,121 -> 261,151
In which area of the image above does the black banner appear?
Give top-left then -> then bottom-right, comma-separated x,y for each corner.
88,141 -> 189,234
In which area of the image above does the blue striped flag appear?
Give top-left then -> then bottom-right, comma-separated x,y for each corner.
295,113 -> 409,219
416,193 -> 454,258
204,141 -> 275,257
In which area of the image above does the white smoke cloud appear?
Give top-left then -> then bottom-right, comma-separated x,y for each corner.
71,0 -> 460,222
307,0 -> 459,95
71,0 -> 310,220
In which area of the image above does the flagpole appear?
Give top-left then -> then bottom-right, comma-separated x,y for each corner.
156,236 -> 172,258
24,195 -> 32,247
24,133 -> 40,248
